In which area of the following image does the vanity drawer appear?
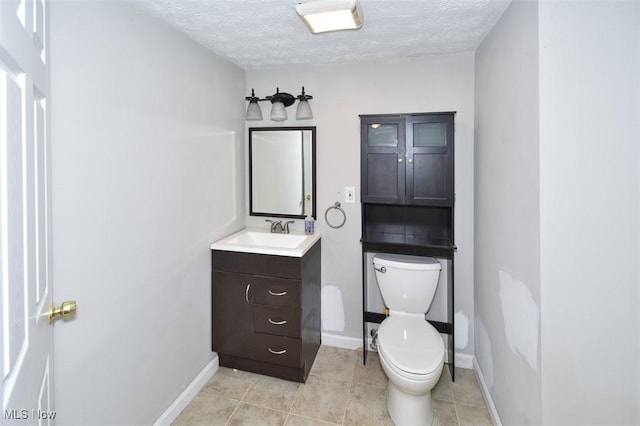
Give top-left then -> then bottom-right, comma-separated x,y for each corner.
253,276 -> 300,308
212,250 -> 302,279
254,305 -> 301,338
253,334 -> 301,368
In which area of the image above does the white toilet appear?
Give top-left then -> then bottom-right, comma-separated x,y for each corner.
373,253 -> 445,426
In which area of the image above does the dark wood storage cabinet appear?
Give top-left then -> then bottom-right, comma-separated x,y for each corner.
361,113 -> 454,207
211,241 -> 321,383
360,112 -> 457,380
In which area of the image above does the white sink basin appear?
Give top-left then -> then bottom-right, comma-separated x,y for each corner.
210,228 -> 321,257
226,231 -> 307,249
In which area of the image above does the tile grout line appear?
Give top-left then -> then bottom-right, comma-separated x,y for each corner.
339,354 -> 359,425
453,401 -> 463,426
224,370 -> 259,425
288,373 -> 304,419
223,399 -> 241,426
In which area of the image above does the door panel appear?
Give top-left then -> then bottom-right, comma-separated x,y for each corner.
406,114 -> 454,206
413,121 -> 447,147
1,0 -> 53,422
366,153 -> 403,201
360,116 -> 406,204
2,68 -> 27,381
412,154 -> 448,202
211,271 -> 255,358
366,123 -> 399,147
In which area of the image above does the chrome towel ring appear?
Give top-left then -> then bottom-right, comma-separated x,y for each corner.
325,201 -> 347,229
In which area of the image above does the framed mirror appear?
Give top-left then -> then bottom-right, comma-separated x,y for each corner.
249,127 -> 316,219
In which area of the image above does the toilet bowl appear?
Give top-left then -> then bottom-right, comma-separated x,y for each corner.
377,315 -> 444,425
372,253 -> 445,426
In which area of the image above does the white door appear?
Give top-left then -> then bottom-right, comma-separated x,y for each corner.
1,0 -> 57,424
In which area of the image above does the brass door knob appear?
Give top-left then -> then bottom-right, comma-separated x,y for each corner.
48,300 -> 77,324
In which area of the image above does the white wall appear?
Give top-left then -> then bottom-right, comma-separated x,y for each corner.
246,53 -> 476,357
47,1 -> 640,423
474,1 -> 542,423
49,1 -> 245,424
476,0 -> 640,424
538,1 -> 640,423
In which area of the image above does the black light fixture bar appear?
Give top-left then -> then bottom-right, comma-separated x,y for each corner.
245,87 -> 313,121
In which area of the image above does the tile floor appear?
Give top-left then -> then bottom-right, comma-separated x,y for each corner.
172,345 -> 493,426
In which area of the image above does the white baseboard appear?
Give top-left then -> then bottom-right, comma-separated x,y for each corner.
453,352 -> 474,369
473,357 -> 502,426
154,355 -> 219,426
321,331 -> 365,349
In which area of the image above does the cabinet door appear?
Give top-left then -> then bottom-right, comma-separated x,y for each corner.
361,116 -> 406,204
212,271 -> 255,358
406,114 -> 454,206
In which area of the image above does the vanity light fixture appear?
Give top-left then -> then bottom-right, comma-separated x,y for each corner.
295,87 -> 313,120
245,87 -> 314,121
245,88 -> 263,121
295,0 -> 363,34
266,88 -> 295,122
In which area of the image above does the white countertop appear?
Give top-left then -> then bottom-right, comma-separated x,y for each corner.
210,227 -> 321,257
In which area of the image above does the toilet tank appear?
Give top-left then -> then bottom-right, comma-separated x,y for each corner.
373,253 -> 441,314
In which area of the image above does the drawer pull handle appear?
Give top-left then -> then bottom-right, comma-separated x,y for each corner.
268,290 -> 287,296
245,284 -> 251,303
268,347 -> 287,355
268,318 -> 287,325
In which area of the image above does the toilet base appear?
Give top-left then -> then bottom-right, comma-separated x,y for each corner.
386,380 -> 433,426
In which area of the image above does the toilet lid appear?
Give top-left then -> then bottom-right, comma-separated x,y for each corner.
377,316 -> 444,376
373,253 -> 441,271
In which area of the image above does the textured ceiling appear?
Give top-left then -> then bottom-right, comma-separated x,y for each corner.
136,0 -> 512,70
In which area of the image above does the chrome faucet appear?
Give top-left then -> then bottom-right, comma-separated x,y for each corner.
283,221 -> 295,234
265,219 -> 283,233
266,219 -> 296,233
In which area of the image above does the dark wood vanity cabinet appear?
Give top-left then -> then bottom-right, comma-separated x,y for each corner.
211,241 -> 321,383
361,112 -> 455,207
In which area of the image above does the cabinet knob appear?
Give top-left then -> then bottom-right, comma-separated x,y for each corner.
268,318 -> 287,325
398,158 -> 403,163
268,348 -> 287,355
245,284 -> 251,303
408,157 -> 413,163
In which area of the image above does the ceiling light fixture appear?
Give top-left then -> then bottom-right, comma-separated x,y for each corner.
295,0 -> 363,34
245,87 -> 314,121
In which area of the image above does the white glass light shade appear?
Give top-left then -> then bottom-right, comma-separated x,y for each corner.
270,101 -> 287,121
246,101 -> 263,120
296,99 -> 313,120
295,0 -> 363,34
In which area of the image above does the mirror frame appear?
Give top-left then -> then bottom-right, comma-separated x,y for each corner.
249,126 -> 317,219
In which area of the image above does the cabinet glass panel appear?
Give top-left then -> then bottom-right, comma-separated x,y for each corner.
413,122 -> 446,147
367,123 -> 398,147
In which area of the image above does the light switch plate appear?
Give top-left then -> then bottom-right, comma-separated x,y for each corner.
345,186 -> 356,204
